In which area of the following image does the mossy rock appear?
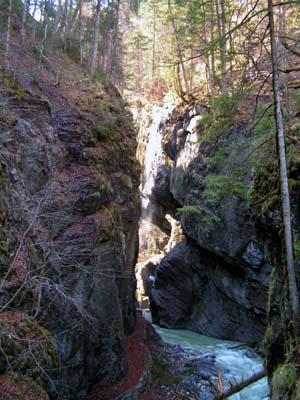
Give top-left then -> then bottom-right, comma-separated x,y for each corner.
113,173 -> 133,189
272,363 -> 297,398
0,372 -> 49,400
293,379 -> 300,400
0,311 -> 58,377
93,119 -> 117,141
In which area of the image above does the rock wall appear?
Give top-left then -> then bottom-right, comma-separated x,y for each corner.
0,70 -> 140,398
143,103 -> 288,344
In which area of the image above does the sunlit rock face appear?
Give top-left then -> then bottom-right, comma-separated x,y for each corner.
137,104 -> 173,257
138,103 -> 278,343
135,103 -> 184,308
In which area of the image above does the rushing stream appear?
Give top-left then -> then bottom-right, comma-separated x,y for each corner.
137,103 -> 270,400
154,324 -> 269,400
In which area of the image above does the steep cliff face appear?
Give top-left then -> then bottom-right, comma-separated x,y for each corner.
0,65 -> 140,398
138,102 -> 290,344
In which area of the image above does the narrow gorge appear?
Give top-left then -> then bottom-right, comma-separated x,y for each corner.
1,1 -> 300,399
136,102 -> 273,343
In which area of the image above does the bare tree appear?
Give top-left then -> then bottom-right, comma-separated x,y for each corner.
5,0 -> 13,58
216,0 -> 227,94
268,0 -> 300,332
35,23 -> 48,82
20,0 -> 30,45
89,0 -> 102,76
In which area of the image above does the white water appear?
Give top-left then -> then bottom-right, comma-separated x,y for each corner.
154,325 -> 269,400
139,105 -> 172,251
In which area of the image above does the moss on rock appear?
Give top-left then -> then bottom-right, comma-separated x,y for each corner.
272,364 -> 297,398
0,372 -> 49,400
0,311 -> 58,378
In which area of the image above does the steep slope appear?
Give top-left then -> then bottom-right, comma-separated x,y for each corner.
0,52 -> 140,399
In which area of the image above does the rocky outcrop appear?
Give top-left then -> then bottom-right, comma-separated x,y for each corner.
151,239 -> 269,343
145,103 -> 286,343
0,69 -> 140,398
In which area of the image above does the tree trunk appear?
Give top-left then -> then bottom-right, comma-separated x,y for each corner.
215,369 -> 266,400
268,0 -> 300,332
54,0 -> 63,32
168,0 -> 190,97
216,0 -> 227,95
105,0 -> 120,83
32,0 -> 38,39
77,0 -> 83,64
210,8 -> 216,98
151,5 -> 156,84
89,0 -> 101,76
35,22 -> 48,81
5,0 -> 12,58
21,0 -> 30,45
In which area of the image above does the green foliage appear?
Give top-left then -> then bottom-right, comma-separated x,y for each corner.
197,95 -> 238,140
91,70 -> 108,83
94,126 -> 110,140
267,267 -> 277,311
294,239 -> 300,259
293,380 -> 300,400
0,372 -> 50,400
0,313 -> 58,381
291,92 -> 300,113
177,205 -> 221,232
254,117 -> 274,138
0,0 -> 23,22
272,364 -> 297,398
211,94 -> 238,118
203,174 -> 248,206
93,121 -> 117,141
264,325 -> 274,352
64,35 -> 81,62
206,147 -> 227,167
250,100 -> 290,165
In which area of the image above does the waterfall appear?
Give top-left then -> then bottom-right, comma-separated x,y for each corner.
139,105 -> 171,253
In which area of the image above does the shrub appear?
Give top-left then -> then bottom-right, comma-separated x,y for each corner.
203,174 -> 248,206
197,94 -> 238,140
93,121 -> 117,141
94,126 -> 110,140
211,94 -> 238,119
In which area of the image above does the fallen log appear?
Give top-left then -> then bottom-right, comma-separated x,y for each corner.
215,369 -> 267,400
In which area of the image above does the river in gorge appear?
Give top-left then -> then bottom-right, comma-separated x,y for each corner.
137,103 -> 270,400
142,309 -> 269,399
155,325 -> 269,399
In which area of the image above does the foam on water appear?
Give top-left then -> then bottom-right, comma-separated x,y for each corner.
154,325 -> 269,400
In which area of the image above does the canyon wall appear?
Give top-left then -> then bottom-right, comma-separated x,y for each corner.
0,68 -> 140,399
138,102 -> 300,345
